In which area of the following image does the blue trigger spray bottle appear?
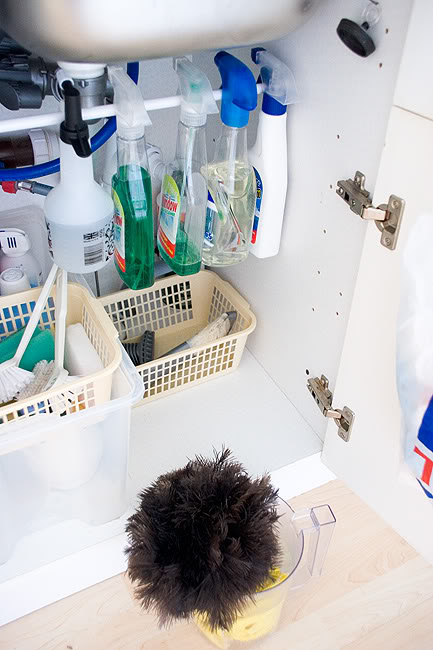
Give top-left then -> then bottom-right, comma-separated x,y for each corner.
202,51 -> 257,266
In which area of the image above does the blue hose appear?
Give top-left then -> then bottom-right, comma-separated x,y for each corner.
0,61 -> 140,181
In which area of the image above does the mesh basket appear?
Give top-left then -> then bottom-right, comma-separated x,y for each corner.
100,271 -> 256,404
0,283 -> 121,425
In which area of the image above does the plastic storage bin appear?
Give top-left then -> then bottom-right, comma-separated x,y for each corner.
0,281 -> 122,425
0,349 -> 143,577
100,271 -> 256,404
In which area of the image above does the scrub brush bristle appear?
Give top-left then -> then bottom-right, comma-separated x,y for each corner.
0,360 -> 34,403
126,448 -> 281,632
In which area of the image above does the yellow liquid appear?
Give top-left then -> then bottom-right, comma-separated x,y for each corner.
195,567 -> 289,647
202,161 -> 256,267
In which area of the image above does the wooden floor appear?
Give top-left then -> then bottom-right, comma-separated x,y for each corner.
2,480 -> 433,650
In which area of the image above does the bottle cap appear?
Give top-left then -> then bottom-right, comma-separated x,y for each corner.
174,57 -> 218,127
0,268 -> 30,295
108,66 -> 151,139
214,51 -> 257,128
251,48 -> 297,116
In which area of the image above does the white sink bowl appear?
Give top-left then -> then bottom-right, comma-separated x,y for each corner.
0,0 -> 322,62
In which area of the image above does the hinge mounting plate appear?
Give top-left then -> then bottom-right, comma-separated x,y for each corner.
307,375 -> 354,442
336,171 -> 405,251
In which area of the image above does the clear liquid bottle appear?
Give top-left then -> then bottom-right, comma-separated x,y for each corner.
204,125 -> 256,265
202,51 -> 257,267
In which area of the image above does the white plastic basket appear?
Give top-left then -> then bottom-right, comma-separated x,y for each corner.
0,282 -> 121,425
100,270 -> 256,404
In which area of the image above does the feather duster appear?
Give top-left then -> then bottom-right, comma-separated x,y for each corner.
126,448 -> 281,631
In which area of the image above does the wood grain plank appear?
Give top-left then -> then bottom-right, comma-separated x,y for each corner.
1,480 -> 431,650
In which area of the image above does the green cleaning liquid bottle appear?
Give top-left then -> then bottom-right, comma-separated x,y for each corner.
202,52 -> 257,267
109,66 -> 154,290
157,57 -> 218,276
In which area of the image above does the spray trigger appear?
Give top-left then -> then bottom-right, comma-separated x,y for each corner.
174,57 -> 218,127
251,48 -> 297,105
108,66 -> 151,137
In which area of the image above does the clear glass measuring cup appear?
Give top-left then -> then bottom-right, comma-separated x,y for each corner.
196,498 -> 336,648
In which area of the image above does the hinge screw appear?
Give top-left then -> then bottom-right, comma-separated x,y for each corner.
391,199 -> 400,209
384,236 -> 391,246
337,186 -> 344,195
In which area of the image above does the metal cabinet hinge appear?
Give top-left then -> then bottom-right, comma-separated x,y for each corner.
336,171 -> 405,251
307,375 -> 354,442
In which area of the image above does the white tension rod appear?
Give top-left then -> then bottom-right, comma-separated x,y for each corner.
0,83 -> 265,135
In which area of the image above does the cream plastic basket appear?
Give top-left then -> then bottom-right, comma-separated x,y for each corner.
0,282 -> 121,425
100,271 -> 256,404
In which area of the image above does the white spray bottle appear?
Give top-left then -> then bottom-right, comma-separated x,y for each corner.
249,48 -> 297,259
44,81 -> 114,274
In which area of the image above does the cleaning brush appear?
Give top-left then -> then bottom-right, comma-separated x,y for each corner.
17,360 -> 55,400
44,268 -> 69,391
0,263 -> 58,403
123,330 -> 155,366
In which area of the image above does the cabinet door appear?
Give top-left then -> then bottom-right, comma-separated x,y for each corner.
322,105 -> 433,562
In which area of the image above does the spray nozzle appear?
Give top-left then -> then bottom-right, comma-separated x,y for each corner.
60,81 -> 91,158
251,48 -> 297,115
173,57 -> 218,127
108,65 -> 151,138
214,51 -> 257,128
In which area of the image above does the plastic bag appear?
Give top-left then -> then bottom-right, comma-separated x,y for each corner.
397,214 -> 433,498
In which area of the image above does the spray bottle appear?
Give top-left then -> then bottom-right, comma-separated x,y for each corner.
44,81 -> 114,273
202,52 -> 257,267
109,67 -> 154,290
249,48 -> 297,258
157,57 -> 218,276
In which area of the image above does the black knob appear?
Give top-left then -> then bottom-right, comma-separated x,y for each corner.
337,18 -> 376,58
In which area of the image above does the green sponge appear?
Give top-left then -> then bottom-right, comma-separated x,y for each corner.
0,326 -> 55,371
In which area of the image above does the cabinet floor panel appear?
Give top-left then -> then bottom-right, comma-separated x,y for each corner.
129,348 -> 322,494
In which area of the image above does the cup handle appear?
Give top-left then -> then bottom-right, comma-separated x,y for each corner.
291,504 -> 336,581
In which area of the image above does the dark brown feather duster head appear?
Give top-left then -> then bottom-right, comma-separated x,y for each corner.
126,448 -> 281,631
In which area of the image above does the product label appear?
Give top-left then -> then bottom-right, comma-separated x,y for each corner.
204,191 -> 217,243
45,214 -> 114,273
113,189 -> 126,273
251,167 -> 263,245
158,174 -> 180,258
83,223 -> 114,268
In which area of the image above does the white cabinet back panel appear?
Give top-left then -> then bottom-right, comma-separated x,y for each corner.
194,0 -> 414,439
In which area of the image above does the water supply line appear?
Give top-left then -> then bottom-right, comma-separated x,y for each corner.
0,61 -> 139,180
0,76 -> 264,180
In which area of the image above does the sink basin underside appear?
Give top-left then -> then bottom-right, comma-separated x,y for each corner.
0,0 -> 321,62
